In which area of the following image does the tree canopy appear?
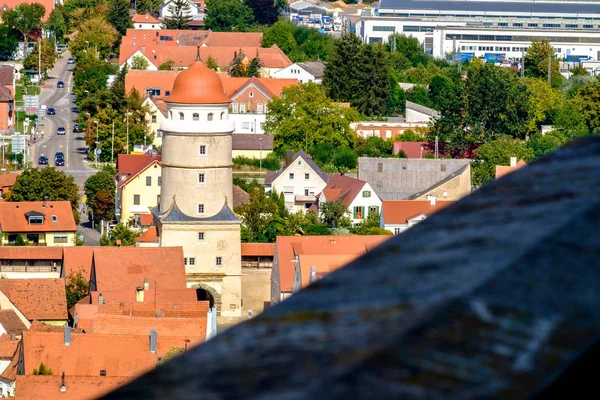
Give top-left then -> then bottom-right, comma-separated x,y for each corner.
69,16 -> 118,61
100,223 -> 140,246
65,270 -> 90,309
265,82 -> 359,151
23,39 -> 57,74
262,20 -> 333,62
5,168 -> 80,224
84,167 -> 116,223
3,3 -> 45,50
204,0 -> 256,32
524,40 -> 563,87
107,0 -> 133,37
164,0 -> 193,30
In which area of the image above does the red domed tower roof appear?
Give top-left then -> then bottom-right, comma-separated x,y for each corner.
166,48 -> 231,105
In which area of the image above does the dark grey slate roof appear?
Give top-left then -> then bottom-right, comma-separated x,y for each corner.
153,199 -> 240,223
297,62 -> 325,78
268,150 -> 329,187
103,136 -> 600,400
379,0 -> 600,15
406,163 -> 469,199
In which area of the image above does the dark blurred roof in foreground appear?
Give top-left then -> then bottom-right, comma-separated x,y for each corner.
103,136 -> 600,399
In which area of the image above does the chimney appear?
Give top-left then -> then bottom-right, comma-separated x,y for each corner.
309,266 -> 317,284
429,195 -> 436,206
142,45 -> 146,53
144,278 -> 149,290
510,156 -> 517,167
116,239 -> 122,247
64,326 -> 71,346
150,330 -> 157,353
285,150 -> 293,167
98,294 -> 105,304
60,371 -> 66,392
136,287 -> 144,302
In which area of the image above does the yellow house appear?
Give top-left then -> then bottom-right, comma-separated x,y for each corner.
142,97 -> 167,148
116,154 -> 162,224
232,133 -> 273,159
0,201 -> 77,247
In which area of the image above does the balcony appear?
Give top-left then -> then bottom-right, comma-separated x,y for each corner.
294,194 -> 315,202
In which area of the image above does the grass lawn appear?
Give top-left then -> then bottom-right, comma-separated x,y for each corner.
14,84 -> 41,104
15,111 -> 38,135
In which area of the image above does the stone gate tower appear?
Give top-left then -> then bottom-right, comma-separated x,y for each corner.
153,53 -> 242,317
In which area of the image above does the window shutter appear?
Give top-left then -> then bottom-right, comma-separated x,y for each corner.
353,207 -> 356,219
361,207 -> 365,219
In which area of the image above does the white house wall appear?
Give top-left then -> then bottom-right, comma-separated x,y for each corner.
347,182 -> 383,226
229,114 -> 266,134
271,159 -> 328,213
272,64 -> 316,83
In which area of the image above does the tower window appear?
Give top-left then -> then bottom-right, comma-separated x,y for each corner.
199,145 -> 206,155
207,113 -> 213,121
220,111 -> 225,120
198,232 -> 205,241
189,257 -> 196,266
198,173 -> 205,183
193,113 -> 199,121
179,112 -> 184,120
216,256 -> 222,266
198,204 -> 205,214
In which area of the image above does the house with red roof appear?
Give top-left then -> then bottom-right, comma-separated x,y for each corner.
313,175 -> 383,226
0,336 -> 19,397
15,375 -> 131,400
392,142 -> 430,158
381,199 -> 453,235
271,236 -> 391,305
0,246 -> 62,279
0,201 -> 77,247
495,157 -> 527,179
132,13 -> 163,30
0,279 -> 67,326
0,172 -> 18,199
116,153 -> 162,224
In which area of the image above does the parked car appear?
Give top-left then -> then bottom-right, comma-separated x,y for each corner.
38,155 -> 48,165
72,124 -> 79,133
57,127 -> 66,135
46,107 -> 55,115
67,57 -> 74,64
57,81 -> 65,88
71,106 -> 78,113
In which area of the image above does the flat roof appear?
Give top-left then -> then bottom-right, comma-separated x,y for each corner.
378,0 -> 600,15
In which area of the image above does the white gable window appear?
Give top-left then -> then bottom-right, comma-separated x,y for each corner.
232,103 -> 238,113
257,103 -> 263,113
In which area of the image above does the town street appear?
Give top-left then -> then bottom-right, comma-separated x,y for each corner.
32,51 -> 100,245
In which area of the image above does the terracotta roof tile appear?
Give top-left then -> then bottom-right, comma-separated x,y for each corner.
381,200 -> 453,224
0,65 -> 13,86
241,243 -> 275,257
22,330 -> 191,377
135,226 -> 159,243
244,77 -> 298,98
0,341 -> 19,381
0,201 -> 76,233
138,214 -> 154,226
321,175 -> 369,207
0,246 -> 62,260
392,142 -> 429,158
62,247 -> 95,279
275,236 -> 391,292
132,13 -> 162,24
15,375 -> 131,400
1,0 -> 54,20
116,154 -> 162,189
90,288 -> 197,305
0,336 -> 18,358
91,247 -> 187,295
202,32 -> 263,47
232,185 -> 250,209
0,172 -> 18,188
495,159 -> 527,179
0,279 -> 67,321
28,320 -> 82,334
298,254 -> 358,289
76,301 -> 208,320
124,70 -> 179,97
0,309 -> 28,337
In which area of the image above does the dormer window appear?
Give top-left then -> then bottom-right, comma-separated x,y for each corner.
28,216 -> 43,225
52,215 -> 57,222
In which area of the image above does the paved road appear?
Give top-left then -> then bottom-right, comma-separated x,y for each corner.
32,52 -> 101,245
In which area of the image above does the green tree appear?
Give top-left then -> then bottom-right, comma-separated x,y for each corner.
65,270 -> 89,309
99,223 -> 140,246
472,136 -> 534,187
428,74 -> 454,110
70,17 -> 118,61
246,52 -> 262,77
323,33 -> 363,105
352,212 -> 391,235
570,65 -> 590,77
5,168 -> 80,223
229,49 -> 247,77
524,40 -> 563,87
205,0 -> 255,32
130,54 -> 150,70
107,0 -> 133,36
164,0 -> 193,30
527,130 -> 568,159
235,187 -> 280,243
246,0 -> 281,25
84,168 -> 116,223
523,78 -> 562,134
45,5 -> 67,42
320,201 -> 349,228
0,25 -> 19,60
572,82 -> 600,132
10,235 -> 30,246
332,147 -> 358,172
353,43 -> 390,117
33,362 -> 53,376
23,39 -> 57,75
561,74 -> 596,98
407,84 -> 433,108
3,3 -> 45,55
386,73 -> 406,115
158,60 -> 175,70
386,33 -> 430,67
205,56 -> 218,71
265,82 -> 359,151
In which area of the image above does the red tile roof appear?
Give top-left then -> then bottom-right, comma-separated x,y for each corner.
91,247 -> 187,295
76,301 -> 208,320
495,159 -> 527,179
392,142 -> 429,158
90,288 -> 197,305
1,0 -> 55,20
230,76 -> 298,99
135,226 -> 159,243
0,279 -> 67,321
297,254 -> 359,289
132,13 -> 162,24
28,320 -> 82,334
241,243 -> 275,257
0,201 -> 76,233
116,154 -> 162,189
275,236 -> 391,292
22,330 -> 190,377
62,247 -> 96,280
0,246 -> 62,260
0,335 -> 19,358
15,375 -> 131,400
0,341 -> 18,381
381,200 -> 454,224
0,172 -> 18,188
124,70 -> 179,96
202,32 -> 263,47
0,309 -> 28,337
138,214 -> 154,226
321,175 -> 369,207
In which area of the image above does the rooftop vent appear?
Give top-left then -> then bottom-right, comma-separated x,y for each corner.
309,266 -> 317,284
60,371 -> 66,392
150,330 -> 157,353
64,326 -> 70,346
100,370 -> 107,376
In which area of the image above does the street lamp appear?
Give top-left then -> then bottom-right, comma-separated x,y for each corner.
259,137 -> 262,173
94,120 -> 99,163
125,110 -> 132,154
